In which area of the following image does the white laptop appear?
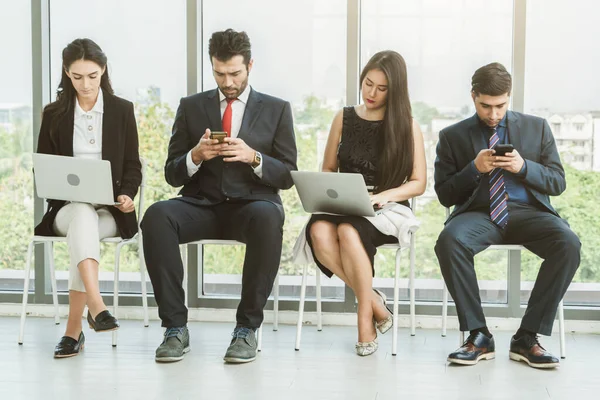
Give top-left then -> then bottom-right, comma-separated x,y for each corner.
291,171 -> 383,217
32,153 -> 120,206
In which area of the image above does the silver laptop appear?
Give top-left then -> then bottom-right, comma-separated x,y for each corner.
291,171 -> 380,217
32,153 -> 120,206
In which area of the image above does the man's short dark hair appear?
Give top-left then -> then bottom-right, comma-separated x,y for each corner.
471,62 -> 512,96
208,29 -> 252,66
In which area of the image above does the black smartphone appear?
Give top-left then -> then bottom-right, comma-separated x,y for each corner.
494,144 -> 514,156
210,131 -> 227,143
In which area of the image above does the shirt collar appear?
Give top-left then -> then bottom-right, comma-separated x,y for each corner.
218,85 -> 251,105
74,88 -> 104,118
498,114 -> 507,128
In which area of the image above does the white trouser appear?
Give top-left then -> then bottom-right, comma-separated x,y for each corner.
53,203 -> 118,292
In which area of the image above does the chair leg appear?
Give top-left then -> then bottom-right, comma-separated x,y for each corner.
181,245 -> 188,307
558,299 -> 566,359
273,273 -> 279,332
112,243 -> 123,347
295,263 -> 309,351
138,234 -> 149,327
392,248 -> 402,356
257,324 -> 263,352
441,284 -> 448,337
316,267 -> 322,332
47,243 -> 60,325
18,240 -> 35,344
409,234 -> 416,336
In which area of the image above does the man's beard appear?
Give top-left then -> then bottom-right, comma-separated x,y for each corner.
221,78 -> 249,99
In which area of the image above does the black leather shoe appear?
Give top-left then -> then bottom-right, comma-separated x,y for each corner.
54,332 -> 85,358
509,334 -> 559,369
87,310 -> 119,332
447,331 -> 495,365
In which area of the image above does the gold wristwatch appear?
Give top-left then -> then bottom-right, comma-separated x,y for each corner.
251,151 -> 262,168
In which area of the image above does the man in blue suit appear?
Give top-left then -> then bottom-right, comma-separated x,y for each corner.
434,63 -> 580,369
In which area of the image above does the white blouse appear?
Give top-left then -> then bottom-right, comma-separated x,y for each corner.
73,89 -> 103,160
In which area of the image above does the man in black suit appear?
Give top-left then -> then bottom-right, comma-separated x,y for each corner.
142,29 -> 297,363
434,63 -> 580,369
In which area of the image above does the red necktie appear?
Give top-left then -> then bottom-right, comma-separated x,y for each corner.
222,98 -> 237,137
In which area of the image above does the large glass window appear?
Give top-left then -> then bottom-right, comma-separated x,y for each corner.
0,1 -> 33,291
361,0 -> 514,303
201,0 -> 347,300
523,0 -> 600,306
49,0 -> 186,294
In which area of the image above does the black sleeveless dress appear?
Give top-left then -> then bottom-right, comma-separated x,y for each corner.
306,106 -> 398,278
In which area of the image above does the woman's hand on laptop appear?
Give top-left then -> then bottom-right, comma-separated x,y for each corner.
115,195 -> 135,213
370,193 -> 390,209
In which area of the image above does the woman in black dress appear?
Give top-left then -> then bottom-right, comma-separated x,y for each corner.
307,51 -> 426,356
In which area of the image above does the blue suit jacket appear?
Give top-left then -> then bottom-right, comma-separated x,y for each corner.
434,111 -> 565,221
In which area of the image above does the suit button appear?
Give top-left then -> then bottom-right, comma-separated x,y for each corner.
116,180 -> 121,186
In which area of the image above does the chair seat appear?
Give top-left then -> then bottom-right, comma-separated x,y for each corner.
488,244 -> 526,250
32,235 -> 68,242
380,243 -> 408,250
31,235 -> 134,244
186,239 -> 244,246
101,237 -> 128,243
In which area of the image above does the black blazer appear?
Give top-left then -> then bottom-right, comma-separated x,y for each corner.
434,111 -> 565,221
34,92 -> 142,239
164,88 -> 297,206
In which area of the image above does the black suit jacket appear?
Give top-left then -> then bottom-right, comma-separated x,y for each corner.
164,88 -> 297,206
35,92 -> 142,239
434,111 -> 565,221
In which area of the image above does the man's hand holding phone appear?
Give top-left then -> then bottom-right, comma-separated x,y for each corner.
220,137 -> 256,164
191,129 -> 228,164
492,146 -> 525,174
475,144 -> 525,174
474,149 -> 496,174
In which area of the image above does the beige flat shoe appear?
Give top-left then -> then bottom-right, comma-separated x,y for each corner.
356,338 -> 378,356
373,289 -> 393,334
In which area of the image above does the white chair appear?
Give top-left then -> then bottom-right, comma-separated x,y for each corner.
180,239 -> 280,352
19,158 -> 149,347
440,208 -> 566,358
295,198 -> 417,356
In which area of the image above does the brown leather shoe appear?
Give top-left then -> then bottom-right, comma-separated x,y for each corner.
447,331 -> 495,365
509,334 -> 559,369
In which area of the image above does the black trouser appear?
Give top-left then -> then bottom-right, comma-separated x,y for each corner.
435,203 -> 580,336
141,197 -> 284,329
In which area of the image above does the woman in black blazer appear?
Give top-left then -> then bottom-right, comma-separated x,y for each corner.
35,38 -> 141,358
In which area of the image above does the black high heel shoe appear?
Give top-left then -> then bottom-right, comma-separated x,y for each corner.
54,331 -> 85,358
87,310 -> 120,332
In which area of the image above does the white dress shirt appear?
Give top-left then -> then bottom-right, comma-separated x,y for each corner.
186,85 -> 263,178
73,89 -> 103,160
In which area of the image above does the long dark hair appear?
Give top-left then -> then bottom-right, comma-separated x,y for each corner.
44,38 -> 113,137
361,51 -> 414,192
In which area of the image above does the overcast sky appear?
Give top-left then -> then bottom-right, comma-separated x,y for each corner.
1,0 -> 598,114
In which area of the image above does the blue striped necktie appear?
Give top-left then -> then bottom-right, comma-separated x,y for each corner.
489,127 -> 509,228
